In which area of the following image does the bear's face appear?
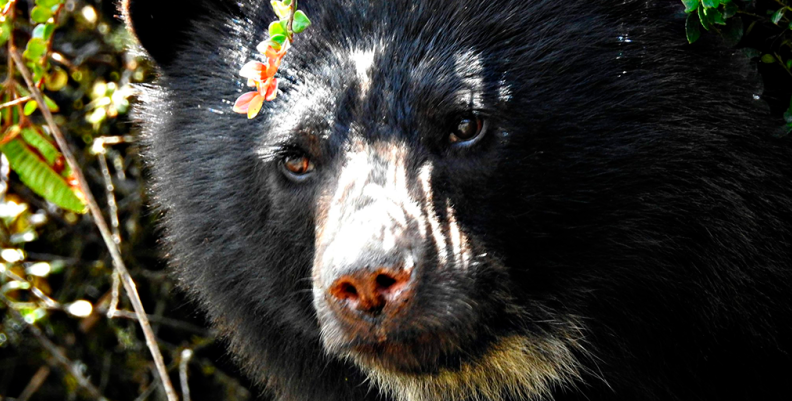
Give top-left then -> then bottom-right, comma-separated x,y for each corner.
234,4 -> 591,397
124,0 -> 792,400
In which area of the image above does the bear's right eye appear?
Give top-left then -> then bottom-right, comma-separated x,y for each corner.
281,154 -> 315,181
449,115 -> 487,147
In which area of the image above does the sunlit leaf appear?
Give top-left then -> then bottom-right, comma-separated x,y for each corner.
30,6 -> 53,23
270,34 -> 287,46
42,95 -> 59,112
269,20 -> 286,37
292,10 -> 311,33
35,0 -> 62,7
682,0 -> 698,14
270,0 -> 291,19
23,38 -> 47,60
772,8 -> 785,25
20,127 -> 60,165
0,139 -> 86,213
702,0 -> 719,8
0,21 -> 10,47
23,101 -> 37,116
32,23 -> 56,41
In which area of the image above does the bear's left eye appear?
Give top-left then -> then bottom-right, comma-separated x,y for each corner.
281,154 -> 315,181
449,115 -> 487,146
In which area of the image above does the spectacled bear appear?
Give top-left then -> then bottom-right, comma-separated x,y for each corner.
122,0 -> 792,400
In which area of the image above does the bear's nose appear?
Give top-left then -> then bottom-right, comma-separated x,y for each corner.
328,268 -> 412,316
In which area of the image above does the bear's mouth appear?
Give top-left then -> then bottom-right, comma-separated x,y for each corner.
340,329 -> 490,375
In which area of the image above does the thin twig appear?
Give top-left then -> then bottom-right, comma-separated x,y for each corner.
101,308 -> 209,336
16,365 -> 50,401
95,143 -> 121,245
0,95 -> 30,110
9,48 -> 179,401
179,349 -> 193,401
134,378 -> 158,401
107,270 -> 121,318
287,0 -> 297,36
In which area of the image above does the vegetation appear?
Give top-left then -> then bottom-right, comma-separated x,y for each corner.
0,1 -> 251,400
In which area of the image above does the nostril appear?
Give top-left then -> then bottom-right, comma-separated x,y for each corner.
330,280 -> 359,301
375,273 -> 397,292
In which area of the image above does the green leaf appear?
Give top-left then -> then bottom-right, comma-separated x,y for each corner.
761,54 -> 776,64
773,8 -> 785,25
702,0 -> 719,8
23,101 -> 38,116
31,64 -> 45,82
686,13 -> 701,43
292,10 -> 311,33
42,95 -> 59,112
269,20 -> 286,37
698,5 -> 712,31
0,139 -> 85,213
32,24 -> 46,39
722,17 -> 744,47
35,0 -> 62,7
682,0 -> 699,13
270,0 -> 291,19
710,8 -> 726,25
30,6 -> 53,23
0,20 -> 10,47
24,38 -> 47,60
42,23 -> 55,40
266,39 -> 282,51
722,3 -> 738,18
270,33 -> 287,46
20,127 -> 60,165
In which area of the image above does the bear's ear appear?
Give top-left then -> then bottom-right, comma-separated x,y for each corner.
121,0 -> 236,68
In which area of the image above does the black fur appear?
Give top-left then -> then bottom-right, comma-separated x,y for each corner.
123,0 -> 792,400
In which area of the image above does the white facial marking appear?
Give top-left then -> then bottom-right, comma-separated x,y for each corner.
418,163 -> 447,266
454,49 -> 485,108
351,48 -> 377,97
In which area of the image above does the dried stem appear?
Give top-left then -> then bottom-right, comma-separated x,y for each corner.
17,365 -> 50,401
9,48 -> 179,401
179,349 -> 194,401
287,0 -> 297,38
0,95 -> 31,110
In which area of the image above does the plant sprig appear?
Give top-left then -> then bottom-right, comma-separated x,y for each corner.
233,0 -> 311,119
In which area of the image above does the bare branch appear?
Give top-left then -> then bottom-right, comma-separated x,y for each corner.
9,48 -> 179,401
179,349 -> 194,401
0,95 -> 31,110
17,365 -> 50,401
